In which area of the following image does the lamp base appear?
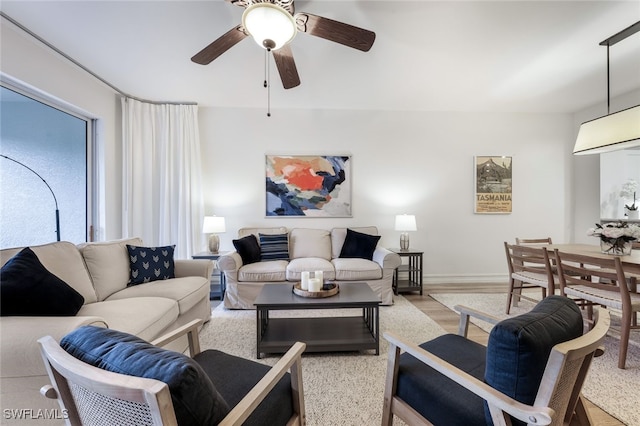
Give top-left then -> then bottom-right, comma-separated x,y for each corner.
208,234 -> 220,253
400,233 -> 410,251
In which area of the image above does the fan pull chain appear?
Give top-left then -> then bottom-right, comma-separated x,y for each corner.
264,49 -> 271,117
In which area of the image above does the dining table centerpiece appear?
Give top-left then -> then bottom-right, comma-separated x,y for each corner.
588,222 -> 640,255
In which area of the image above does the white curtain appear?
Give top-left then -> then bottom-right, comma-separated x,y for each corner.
121,97 -> 203,258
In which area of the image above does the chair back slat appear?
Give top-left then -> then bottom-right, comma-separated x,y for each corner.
516,237 -> 553,245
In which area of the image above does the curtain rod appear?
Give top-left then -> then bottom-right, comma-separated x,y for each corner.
1,12 -> 197,106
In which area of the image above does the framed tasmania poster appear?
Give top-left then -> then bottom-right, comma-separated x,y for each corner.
474,156 -> 512,214
265,155 -> 352,217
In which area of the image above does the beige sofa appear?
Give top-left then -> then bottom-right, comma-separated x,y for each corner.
219,226 -> 401,309
0,237 -> 212,424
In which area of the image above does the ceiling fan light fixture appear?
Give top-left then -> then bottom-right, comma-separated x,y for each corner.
242,3 -> 297,51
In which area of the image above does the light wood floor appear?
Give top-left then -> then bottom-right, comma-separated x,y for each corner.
405,283 -> 624,426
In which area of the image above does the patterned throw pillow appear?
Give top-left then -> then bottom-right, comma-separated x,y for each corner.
259,233 -> 289,261
126,245 -> 176,286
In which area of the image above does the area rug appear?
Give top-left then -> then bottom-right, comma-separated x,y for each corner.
199,296 -> 443,426
430,292 -> 640,426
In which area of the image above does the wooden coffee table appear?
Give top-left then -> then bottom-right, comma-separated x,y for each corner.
253,282 -> 381,359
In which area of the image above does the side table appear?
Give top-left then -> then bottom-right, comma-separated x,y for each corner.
192,251 -> 228,300
389,248 -> 423,295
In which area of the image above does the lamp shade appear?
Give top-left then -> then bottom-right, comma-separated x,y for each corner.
242,3 -> 297,50
395,214 -> 417,232
202,216 -> 226,234
573,105 -> 640,155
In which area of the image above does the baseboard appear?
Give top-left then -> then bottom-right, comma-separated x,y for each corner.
423,273 -> 508,285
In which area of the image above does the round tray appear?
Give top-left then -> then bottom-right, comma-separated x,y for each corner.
292,282 -> 339,298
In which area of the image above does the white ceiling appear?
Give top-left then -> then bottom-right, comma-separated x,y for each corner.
1,0 -> 639,113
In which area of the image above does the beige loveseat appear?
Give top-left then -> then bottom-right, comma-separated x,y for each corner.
0,237 -> 212,424
219,226 -> 401,309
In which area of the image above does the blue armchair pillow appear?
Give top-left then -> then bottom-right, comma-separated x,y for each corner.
339,229 -> 381,261
126,244 -> 175,285
484,295 -> 583,425
0,247 -> 84,316
61,326 -> 230,425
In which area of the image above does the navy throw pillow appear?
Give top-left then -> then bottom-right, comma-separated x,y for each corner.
339,229 -> 381,261
232,234 -> 261,265
61,326 -> 230,425
0,247 -> 84,316
259,233 -> 289,261
126,245 -> 175,286
484,296 -> 583,425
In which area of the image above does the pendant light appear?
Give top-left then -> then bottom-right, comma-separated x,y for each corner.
573,21 -> 640,155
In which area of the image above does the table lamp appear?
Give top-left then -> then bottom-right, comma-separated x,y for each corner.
202,216 -> 226,253
395,214 -> 417,250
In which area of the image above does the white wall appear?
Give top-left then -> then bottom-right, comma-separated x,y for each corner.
200,107 -> 573,283
6,16 -> 629,283
1,19 -> 122,241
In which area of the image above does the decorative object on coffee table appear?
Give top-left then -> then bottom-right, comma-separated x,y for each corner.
293,282 -> 339,298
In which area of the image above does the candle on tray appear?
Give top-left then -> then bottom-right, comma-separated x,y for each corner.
315,270 -> 323,284
301,271 -> 310,290
308,278 -> 322,292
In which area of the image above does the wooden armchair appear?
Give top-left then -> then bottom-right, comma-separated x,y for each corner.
39,320 -> 306,426
382,296 -> 610,426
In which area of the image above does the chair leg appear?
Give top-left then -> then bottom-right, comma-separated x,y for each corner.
382,343 -> 401,426
572,396 -> 594,426
618,309 -> 631,369
290,357 -> 306,425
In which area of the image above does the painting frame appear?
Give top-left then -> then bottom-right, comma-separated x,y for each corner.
265,154 -> 352,217
474,155 -> 512,214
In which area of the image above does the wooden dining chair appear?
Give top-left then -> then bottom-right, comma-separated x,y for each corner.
516,237 -> 553,245
554,249 -> 640,369
504,242 -> 557,314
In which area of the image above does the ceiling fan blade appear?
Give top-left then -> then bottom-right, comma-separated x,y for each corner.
295,12 -> 375,52
272,45 -> 300,89
191,25 -> 248,65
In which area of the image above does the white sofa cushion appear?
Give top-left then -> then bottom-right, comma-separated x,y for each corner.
105,276 -> 208,315
331,226 -> 379,259
238,260 -> 288,282
1,241 -> 98,304
290,228 -> 331,260
238,227 -> 288,240
77,297 -> 178,341
332,258 -> 383,281
286,258 -> 335,281
78,237 -> 143,300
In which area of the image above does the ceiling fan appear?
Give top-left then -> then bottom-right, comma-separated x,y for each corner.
191,0 -> 376,90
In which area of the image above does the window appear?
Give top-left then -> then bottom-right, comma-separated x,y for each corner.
0,84 -> 94,248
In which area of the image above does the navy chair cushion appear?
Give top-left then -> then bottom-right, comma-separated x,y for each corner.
484,295 -> 583,425
61,326 -> 230,426
396,334 -> 488,426
194,349 -> 294,426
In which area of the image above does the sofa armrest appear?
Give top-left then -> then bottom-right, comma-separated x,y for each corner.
372,247 -> 401,270
1,316 -> 108,378
174,259 -> 213,279
217,251 -> 243,272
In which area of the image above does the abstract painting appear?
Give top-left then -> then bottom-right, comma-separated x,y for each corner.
474,156 -> 512,214
266,155 -> 351,217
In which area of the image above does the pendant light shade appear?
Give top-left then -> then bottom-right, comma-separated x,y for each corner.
573,105 -> 640,155
242,3 -> 297,51
573,21 -> 640,155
